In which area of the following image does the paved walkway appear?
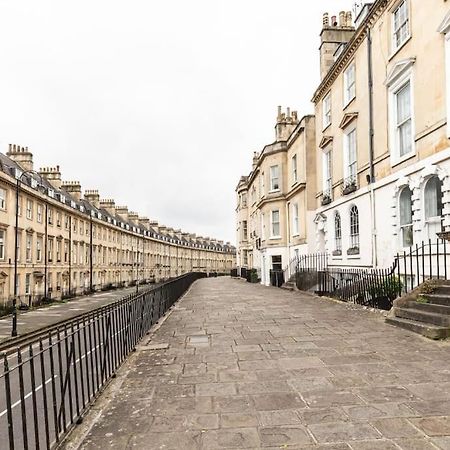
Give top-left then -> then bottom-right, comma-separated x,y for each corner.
70,278 -> 450,450
0,285 -> 145,347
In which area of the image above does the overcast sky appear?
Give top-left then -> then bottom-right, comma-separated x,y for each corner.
0,0 -> 353,244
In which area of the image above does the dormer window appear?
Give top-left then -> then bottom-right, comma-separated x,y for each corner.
47,188 -> 54,198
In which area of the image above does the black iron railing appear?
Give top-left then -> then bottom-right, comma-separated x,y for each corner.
0,272 -> 206,450
394,239 -> 449,293
284,239 -> 450,311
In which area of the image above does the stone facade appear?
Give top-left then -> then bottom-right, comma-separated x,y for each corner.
314,0 -> 450,269
236,0 -> 450,282
0,145 -> 235,306
236,111 -> 317,285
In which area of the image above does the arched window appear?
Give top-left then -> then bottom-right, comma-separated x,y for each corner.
334,212 -> 342,253
349,205 -> 359,252
424,176 -> 443,239
399,187 -> 413,247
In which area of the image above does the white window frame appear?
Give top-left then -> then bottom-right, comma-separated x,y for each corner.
25,273 -> 31,295
269,165 -> 280,192
37,204 -> 43,223
0,188 -> 6,210
399,186 -> 413,248
261,213 -> 265,240
270,209 -> 281,239
26,199 -> 33,220
292,154 -> 298,184
292,203 -> 299,236
391,0 -> 410,53
26,234 -> 32,262
36,237 -> 42,262
387,66 -> 415,165
343,63 -> 356,106
439,12 -> 450,137
446,33 -> 450,138
343,126 -> 357,182
424,176 -> 444,240
322,149 -> 332,196
0,230 -> 5,260
322,92 -> 332,130
260,173 -> 265,198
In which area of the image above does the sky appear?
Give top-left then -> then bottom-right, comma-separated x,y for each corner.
0,0 -> 354,245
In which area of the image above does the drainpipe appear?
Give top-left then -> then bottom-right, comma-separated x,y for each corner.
367,25 -> 377,268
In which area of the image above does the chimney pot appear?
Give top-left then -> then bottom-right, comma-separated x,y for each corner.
331,15 -> 337,26
323,12 -> 329,26
339,11 -> 345,27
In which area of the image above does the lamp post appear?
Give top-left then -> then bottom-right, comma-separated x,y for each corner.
12,170 -> 45,337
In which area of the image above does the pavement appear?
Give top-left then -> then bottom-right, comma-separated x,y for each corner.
0,285 -> 146,347
66,277 -> 450,450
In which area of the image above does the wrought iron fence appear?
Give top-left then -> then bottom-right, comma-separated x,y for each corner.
0,272 -> 206,450
394,238 -> 450,293
284,239 -> 450,310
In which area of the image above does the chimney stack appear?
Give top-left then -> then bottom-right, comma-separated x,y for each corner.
252,152 -> 259,170
40,166 -> 62,190
61,181 -> 82,201
84,190 -> 100,209
320,11 -> 355,79
115,206 -> 129,221
275,106 -> 299,142
7,144 -> 34,172
128,211 -> 140,224
99,199 -> 116,215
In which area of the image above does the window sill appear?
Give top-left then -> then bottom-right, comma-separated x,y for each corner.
268,189 -> 280,194
388,35 -> 412,61
342,96 -> 356,110
291,233 -> 300,238
322,122 -> 331,133
269,236 -> 282,240
391,150 -> 416,168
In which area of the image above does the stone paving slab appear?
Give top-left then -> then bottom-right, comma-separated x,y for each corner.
67,277 -> 450,450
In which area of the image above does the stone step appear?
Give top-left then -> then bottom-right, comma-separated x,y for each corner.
281,281 -> 296,291
386,316 -> 450,340
433,284 -> 450,295
394,307 -> 450,327
406,300 -> 450,315
423,293 -> 450,306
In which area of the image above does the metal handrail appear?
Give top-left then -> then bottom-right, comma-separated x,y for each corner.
0,272 -> 206,450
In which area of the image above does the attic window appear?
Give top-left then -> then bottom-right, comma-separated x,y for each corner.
30,178 -> 38,189
47,188 -> 54,198
71,200 -> 76,208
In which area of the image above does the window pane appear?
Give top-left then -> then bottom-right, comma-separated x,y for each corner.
425,177 -> 443,219
396,83 -> 411,124
399,188 -> 412,225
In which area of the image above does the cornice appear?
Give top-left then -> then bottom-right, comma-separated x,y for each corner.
319,136 -> 333,149
286,182 -> 306,200
312,0 -> 389,104
339,112 -> 358,129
